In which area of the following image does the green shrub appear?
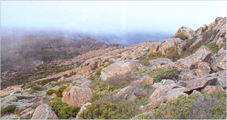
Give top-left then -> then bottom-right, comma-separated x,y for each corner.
138,68 -> 181,83
141,58 -> 150,66
46,84 -> 70,97
52,97 -> 80,119
1,105 -> 17,116
164,47 -> 181,62
96,68 -> 103,75
147,51 -> 164,60
207,43 -> 220,53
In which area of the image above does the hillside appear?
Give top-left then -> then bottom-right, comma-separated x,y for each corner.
1,17 -> 226,119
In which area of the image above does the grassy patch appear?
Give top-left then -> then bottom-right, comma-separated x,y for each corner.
136,68 -> 181,83
141,58 -> 150,66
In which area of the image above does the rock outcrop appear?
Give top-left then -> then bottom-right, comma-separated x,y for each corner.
31,104 -> 58,119
61,85 -> 93,108
174,26 -> 196,40
174,45 -> 212,69
158,38 -> 184,54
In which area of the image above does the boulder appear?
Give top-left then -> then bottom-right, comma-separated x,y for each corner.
100,61 -> 145,81
174,45 -> 212,69
76,102 -> 92,119
218,71 -> 226,89
61,85 -> 93,108
211,17 -> 226,46
149,80 -> 179,102
174,26 -> 196,40
158,38 -> 184,54
147,96 -> 167,110
185,77 -> 217,92
178,69 -> 196,81
142,76 -> 153,85
201,85 -> 224,94
211,52 -> 226,72
31,104 -> 58,119
166,87 -> 188,102
195,62 -> 211,77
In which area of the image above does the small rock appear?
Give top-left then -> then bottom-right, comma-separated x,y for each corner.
142,76 -> 153,85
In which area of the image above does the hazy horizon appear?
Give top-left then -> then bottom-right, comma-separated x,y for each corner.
1,1 -> 226,45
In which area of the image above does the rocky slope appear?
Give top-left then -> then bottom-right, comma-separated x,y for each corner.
1,17 -> 226,119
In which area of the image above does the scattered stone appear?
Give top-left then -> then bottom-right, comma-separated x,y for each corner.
178,69 -> 196,81
195,62 -> 211,77
147,96 -> 167,110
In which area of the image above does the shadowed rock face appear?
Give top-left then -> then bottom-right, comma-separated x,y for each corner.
31,104 -> 58,119
61,85 -> 93,108
185,77 -> 217,92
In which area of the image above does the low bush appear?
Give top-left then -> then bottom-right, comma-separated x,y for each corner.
52,97 -> 80,119
1,105 -> 17,116
46,84 -> 70,97
96,68 -> 103,75
141,58 -> 150,66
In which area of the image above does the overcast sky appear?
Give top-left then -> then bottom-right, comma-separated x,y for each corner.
1,1 -> 226,35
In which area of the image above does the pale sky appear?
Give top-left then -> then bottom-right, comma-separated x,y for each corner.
1,1 -> 226,35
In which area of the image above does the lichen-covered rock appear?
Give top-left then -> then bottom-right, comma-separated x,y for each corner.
185,77 -> 217,92
178,69 -> 196,81
31,104 -> 58,119
201,85 -> 224,94
149,42 -> 160,53
211,17 -> 226,46
218,71 -> 226,89
149,58 -> 173,66
2,114 -> 20,120
211,52 -> 226,72
61,85 -> 93,108
166,87 -> 188,102
195,62 -> 211,77
174,45 -> 212,69
174,26 -> 196,40
158,38 -> 184,54
100,61 -> 145,81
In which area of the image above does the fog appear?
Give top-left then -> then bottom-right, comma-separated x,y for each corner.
1,1 -> 226,46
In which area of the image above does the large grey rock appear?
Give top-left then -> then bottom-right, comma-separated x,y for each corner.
185,77 -> 217,92
31,104 -> 58,119
174,45 -> 212,69
100,61 -> 145,81
201,85 -> 224,94
20,109 -> 34,119
211,52 -> 226,72
195,62 -> 211,77
178,69 -> 196,81
218,71 -> 226,89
